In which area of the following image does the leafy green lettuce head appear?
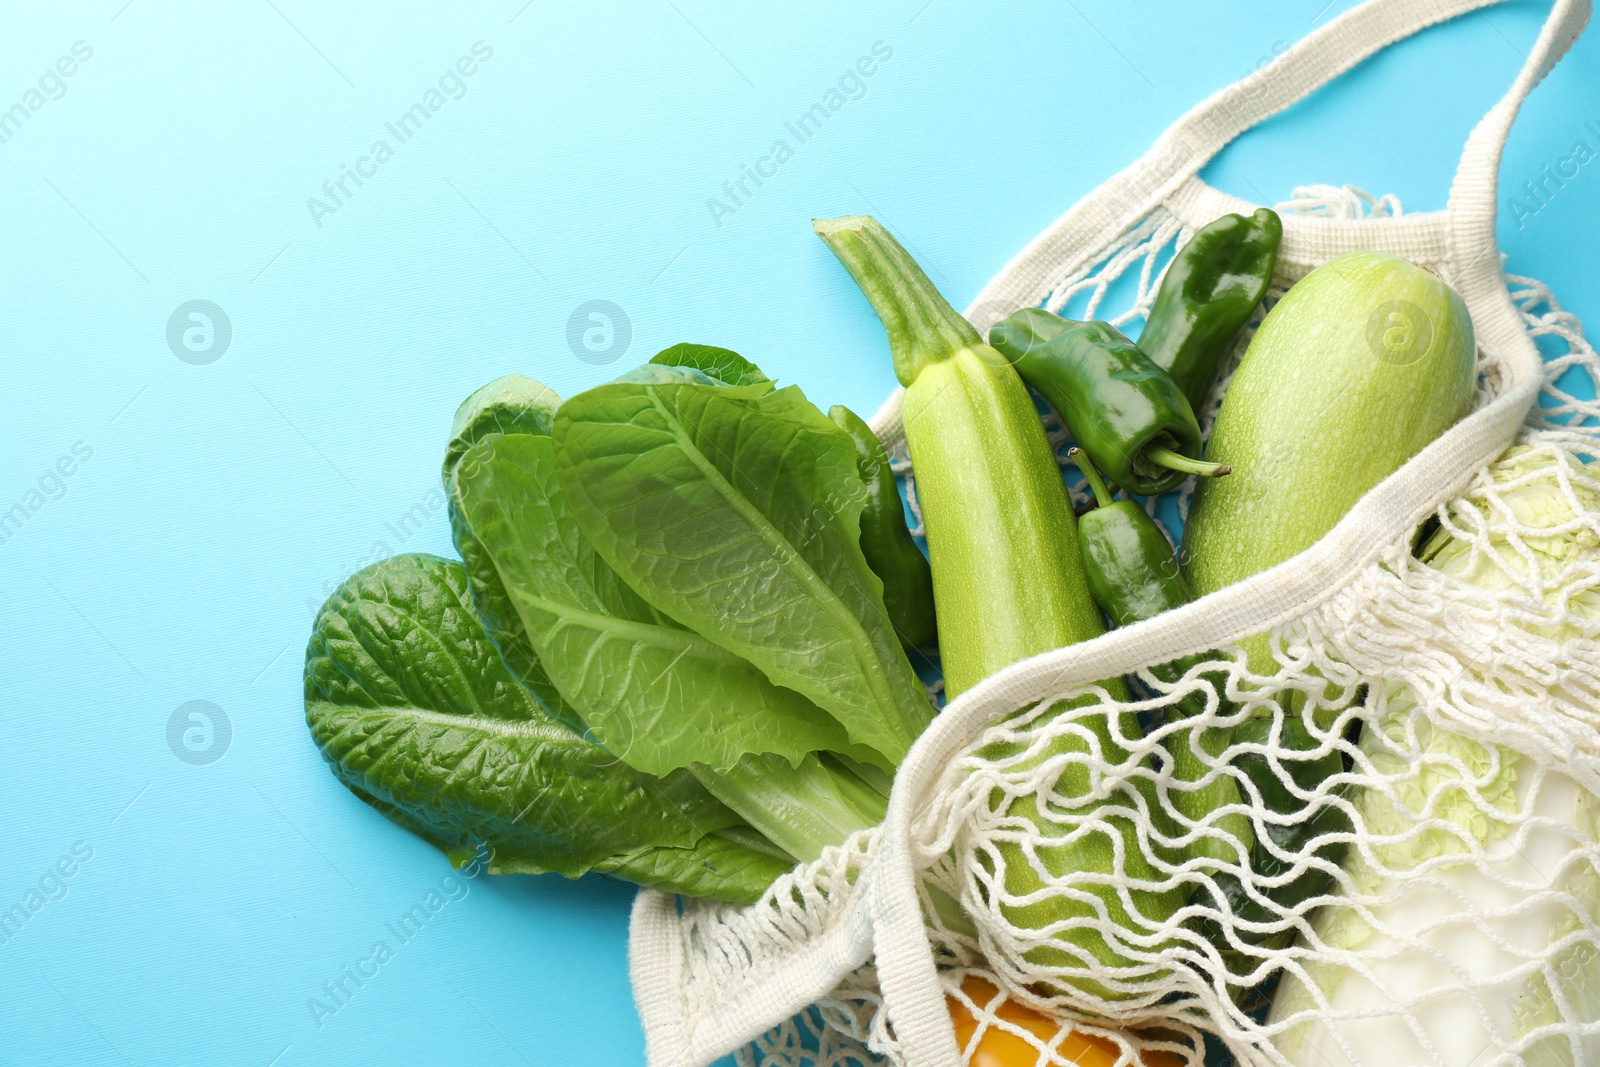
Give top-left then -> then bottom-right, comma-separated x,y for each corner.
1421,445 -> 1600,631
1272,446 -> 1600,1062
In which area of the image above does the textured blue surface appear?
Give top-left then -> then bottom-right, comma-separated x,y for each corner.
3,2 -> 1597,1065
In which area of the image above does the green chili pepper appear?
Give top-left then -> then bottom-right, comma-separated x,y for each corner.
1069,449 -> 1247,866
1138,208 -> 1282,412
1196,714 -> 1351,956
829,404 -> 936,650
991,310 -> 1227,496
1071,448 -> 1191,626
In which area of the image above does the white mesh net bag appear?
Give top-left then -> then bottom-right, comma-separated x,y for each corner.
628,1 -> 1600,1064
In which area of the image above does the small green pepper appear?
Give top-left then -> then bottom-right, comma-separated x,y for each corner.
1072,449 -> 1191,626
991,310 -> 1227,496
1069,449 -> 1247,865
1138,208 -> 1282,412
829,404 -> 936,651
1196,714 -> 1351,956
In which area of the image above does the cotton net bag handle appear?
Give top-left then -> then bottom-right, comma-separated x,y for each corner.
864,3 -> 1593,1066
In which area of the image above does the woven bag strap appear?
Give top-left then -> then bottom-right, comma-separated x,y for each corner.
1448,0 -> 1590,383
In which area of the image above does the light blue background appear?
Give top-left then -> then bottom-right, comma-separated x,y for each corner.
3,2 -> 1596,1065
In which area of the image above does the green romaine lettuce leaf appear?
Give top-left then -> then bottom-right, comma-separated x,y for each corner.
650,343 -> 772,388
443,374 -> 561,475
303,552 -> 783,902
452,431 -> 857,777
613,365 -> 725,387
594,828 -> 793,901
441,376 -> 579,732
554,380 -> 933,768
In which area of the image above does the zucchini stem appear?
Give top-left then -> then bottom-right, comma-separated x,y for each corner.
813,215 -> 980,386
1147,443 -> 1230,479
1068,447 -> 1115,509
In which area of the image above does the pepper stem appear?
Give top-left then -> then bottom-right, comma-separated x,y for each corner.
814,215 -> 980,387
1147,444 -> 1231,479
1068,447 -> 1115,508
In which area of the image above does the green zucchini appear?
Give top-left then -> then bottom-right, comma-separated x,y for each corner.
817,214 -> 1179,1000
1182,251 -> 1477,671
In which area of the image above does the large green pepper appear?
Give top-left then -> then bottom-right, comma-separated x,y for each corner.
990,310 -> 1226,496
828,404 -> 936,650
1069,449 -> 1248,866
1138,208 -> 1282,412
